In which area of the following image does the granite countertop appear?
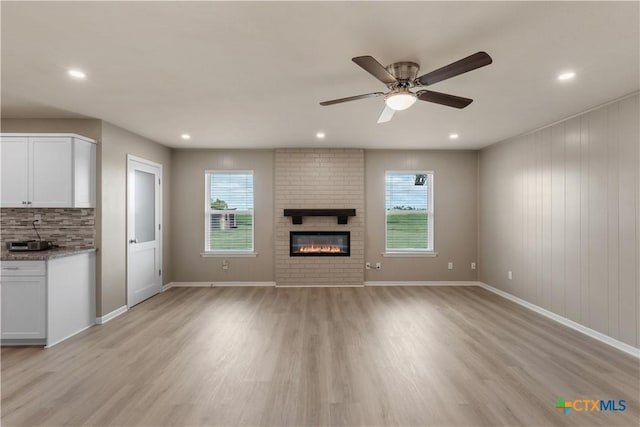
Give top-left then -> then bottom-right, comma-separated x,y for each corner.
1,246 -> 96,261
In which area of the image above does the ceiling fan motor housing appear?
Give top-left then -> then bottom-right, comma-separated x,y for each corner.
386,61 -> 420,88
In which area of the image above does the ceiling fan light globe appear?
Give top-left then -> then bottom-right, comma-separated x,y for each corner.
385,93 -> 417,111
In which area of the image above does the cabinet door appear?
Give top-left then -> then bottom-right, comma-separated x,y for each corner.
1,276 -> 46,339
30,137 -> 73,207
0,137 -> 30,207
73,139 -> 96,207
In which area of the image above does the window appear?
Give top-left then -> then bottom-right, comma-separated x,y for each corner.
385,172 -> 434,253
205,171 -> 254,253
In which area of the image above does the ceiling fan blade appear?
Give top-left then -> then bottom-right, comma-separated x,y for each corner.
377,105 -> 395,123
352,56 -> 398,85
416,51 -> 492,86
320,92 -> 384,106
417,90 -> 473,109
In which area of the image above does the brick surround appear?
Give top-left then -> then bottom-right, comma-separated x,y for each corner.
0,208 -> 95,249
275,149 -> 364,286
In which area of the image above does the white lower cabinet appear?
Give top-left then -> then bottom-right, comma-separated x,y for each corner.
1,275 -> 46,341
1,252 -> 96,346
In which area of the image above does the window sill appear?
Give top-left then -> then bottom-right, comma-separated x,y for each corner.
382,251 -> 438,257
201,252 -> 258,258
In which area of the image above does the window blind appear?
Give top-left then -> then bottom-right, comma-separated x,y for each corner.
385,172 -> 433,252
205,171 -> 254,252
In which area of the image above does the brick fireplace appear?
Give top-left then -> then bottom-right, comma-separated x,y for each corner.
275,149 -> 364,286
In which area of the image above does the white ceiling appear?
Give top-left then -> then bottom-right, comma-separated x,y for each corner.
1,1 -> 638,149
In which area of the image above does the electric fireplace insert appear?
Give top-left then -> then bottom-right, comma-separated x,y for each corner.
290,231 -> 350,257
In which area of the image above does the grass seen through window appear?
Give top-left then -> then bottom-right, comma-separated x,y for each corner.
209,213 -> 252,251
386,212 -> 429,250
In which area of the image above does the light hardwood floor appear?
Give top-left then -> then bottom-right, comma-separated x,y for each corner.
2,286 -> 638,426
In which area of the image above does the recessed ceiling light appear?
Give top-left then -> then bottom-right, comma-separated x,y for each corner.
449,133 -> 459,139
67,69 -> 86,79
316,132 -> 326,139
557,71 -> 576,81
181,133 -> 191,140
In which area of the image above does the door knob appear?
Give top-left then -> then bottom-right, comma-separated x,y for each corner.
129,239 -> 138,244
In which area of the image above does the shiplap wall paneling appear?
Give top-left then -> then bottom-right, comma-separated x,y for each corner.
579,114 -> 590,328
479,93 -> 639,348
617,95 -> 639,346
588,106 -> 609,334
564,117 -> 582,324
550,121 -> 566,316
512,138 -> 524,298
542,127 -> 553,311
606,102 -> 620,340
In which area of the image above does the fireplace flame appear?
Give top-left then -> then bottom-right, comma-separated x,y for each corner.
298,244 -> 342,253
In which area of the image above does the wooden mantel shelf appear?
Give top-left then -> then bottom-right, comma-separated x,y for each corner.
284,209 -> 356,225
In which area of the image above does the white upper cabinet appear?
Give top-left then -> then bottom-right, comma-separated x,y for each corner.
30,137 -> 73,207
0,134 -> 96,208
0,137 -> 30,207
72,138 -> 96,208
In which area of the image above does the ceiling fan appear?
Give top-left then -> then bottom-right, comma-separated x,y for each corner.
320,51 -> 492,123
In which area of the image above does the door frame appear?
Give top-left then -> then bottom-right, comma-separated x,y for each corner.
126,154 -> 163,308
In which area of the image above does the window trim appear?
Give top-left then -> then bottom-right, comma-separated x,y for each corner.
384,170 -> 435,255
203,170 -> 256,255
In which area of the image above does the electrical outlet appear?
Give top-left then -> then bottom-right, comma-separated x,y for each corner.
471,262 -> 476,270
508,271 -> 513,280
375,262 -> 381,270
222,260 -> 229,270
448,262 -> 453,270
365,262 -> 372,270
34,214 -> 42,223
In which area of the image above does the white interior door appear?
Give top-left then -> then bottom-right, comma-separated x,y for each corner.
127,156 -> 162,307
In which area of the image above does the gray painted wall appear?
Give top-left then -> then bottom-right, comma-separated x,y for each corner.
170,149 -> 479,284
365,150 -> 478,282
170,149 -> 275,282
478,93 -> 640,348
100,122 -> 172,315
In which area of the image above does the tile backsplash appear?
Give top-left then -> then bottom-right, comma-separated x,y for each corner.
1,208 -> 95,248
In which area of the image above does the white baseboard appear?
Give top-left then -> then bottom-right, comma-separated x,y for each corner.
365,281 -> 481,287
165,281 -> 478,288
96,305 -> 128,325
164,281 -> 276,291
477,282 -> 640,359
164,281 -> 212,290
275,284 -> 365,288
46,323 -> 94,348
215,281 -> 276,287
